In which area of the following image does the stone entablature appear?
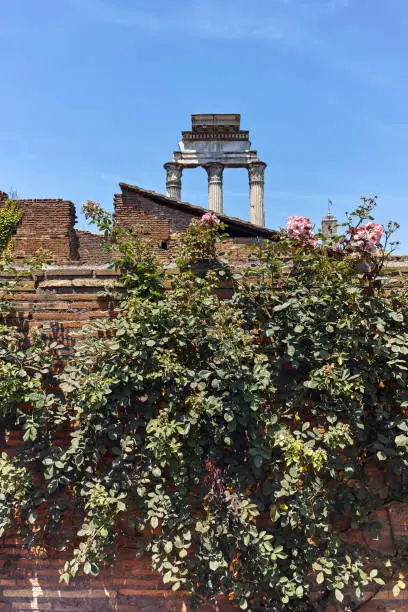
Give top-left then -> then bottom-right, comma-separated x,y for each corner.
182,130 -> 250,141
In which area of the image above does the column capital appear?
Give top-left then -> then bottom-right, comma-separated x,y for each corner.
204,162 -> 224,183
248,161 -> 267,183
164,162 -> 183,179
164,162 -> 183,200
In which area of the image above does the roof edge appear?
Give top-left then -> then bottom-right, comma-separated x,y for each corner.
119,183 -> 276,238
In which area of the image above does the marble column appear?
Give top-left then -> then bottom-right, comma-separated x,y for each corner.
248,161 -> 267,226
164,162 -> 183,200
204,163 -> 224,213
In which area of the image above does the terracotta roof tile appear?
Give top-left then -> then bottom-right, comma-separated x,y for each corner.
119,183 -> 276,239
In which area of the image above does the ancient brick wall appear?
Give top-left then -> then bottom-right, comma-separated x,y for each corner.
114,192 -> 172,247
0,266 -> 236,612
3,186 -> 267,266
75,230 -> 111,266
1,266 -> 408,611
2,199 -> 78,264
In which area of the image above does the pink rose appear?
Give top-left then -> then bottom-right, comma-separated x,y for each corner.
286,216 -> 317,247
200,212 -> 220,227
351,222 -> 383,253
286,216 -> 313,241
81,200 -> 101,220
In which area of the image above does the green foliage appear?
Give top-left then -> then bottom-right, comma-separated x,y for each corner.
0,323 -> 58,435
1,197 -> 408,610
81,199 -> 163,301
0,452 -> 31,537
0,200 -> 22,253
175,215 -> 227,269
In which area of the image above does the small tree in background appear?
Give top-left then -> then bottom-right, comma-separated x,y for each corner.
1,197 -> 408,611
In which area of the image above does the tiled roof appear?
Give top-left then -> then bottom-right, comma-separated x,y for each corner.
119,183 -> 276,239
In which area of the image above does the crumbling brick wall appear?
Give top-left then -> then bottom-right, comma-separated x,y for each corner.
3,198 -> 78,264
1,183 -> 273,266
115,190 -> 188,243
75,230 -> 111,266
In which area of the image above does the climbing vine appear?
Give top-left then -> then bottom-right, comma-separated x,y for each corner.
0,200 -> 21,253
1,198 -> 408,610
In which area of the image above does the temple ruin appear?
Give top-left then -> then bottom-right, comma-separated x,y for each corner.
164,114 -> 267,226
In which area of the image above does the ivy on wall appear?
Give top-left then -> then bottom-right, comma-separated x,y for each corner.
0,200 -> 22,253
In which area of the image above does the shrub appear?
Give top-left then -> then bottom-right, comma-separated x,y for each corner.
1,197 -> 408,610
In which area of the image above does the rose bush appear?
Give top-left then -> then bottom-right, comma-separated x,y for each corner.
0,197 -> 408,611
349,222 -> 384,254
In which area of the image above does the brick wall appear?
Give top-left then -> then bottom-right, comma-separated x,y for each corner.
3,199 -> 78,264
0,266 -> 236,611
1,265 -> 408,611
2,185 -> 271,266
114,192 -> 172,246
75,230 -> 111,266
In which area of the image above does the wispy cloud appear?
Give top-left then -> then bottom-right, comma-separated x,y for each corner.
66,0 -> 346,42
67,0 -> 164,30
65,0 -> 406,93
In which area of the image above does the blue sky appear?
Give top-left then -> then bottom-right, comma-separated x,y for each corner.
1,0 -> 408,250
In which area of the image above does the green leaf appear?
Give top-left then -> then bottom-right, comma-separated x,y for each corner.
389,311 -> 404,322
164,541 -> 173,554
209,560 -> 221,571
335,589 -> 344,603
163,571 -> 172,584
273,300 -> 294,312
195,521 -> 207,533
59,573 -> 70,584
83,562 -> 92,575
316,572 -> 324,585
151,516 -> 159,529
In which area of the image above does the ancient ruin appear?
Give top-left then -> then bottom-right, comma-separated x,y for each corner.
1,114 -> 408,611
164,114 -> 267,226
